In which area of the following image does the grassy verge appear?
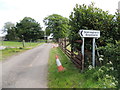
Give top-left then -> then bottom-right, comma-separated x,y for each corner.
0,48 -> 28,60
0,41 -> 44,61
48,47 -> 117,88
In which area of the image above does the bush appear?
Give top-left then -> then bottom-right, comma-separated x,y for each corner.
69,3 -> 119,47
98,41 -> 120,88
68,3 -> 120,69
84,65 -> 117,88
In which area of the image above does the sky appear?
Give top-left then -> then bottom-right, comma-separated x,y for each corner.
0,0 -> 120,36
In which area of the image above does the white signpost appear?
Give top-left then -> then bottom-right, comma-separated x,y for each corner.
79,30 -> 100,38
79,30 -> 100,67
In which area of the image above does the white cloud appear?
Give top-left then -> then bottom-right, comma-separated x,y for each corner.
0,0 -> 120,36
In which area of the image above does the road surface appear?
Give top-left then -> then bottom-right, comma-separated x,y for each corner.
1,43 -> 52,88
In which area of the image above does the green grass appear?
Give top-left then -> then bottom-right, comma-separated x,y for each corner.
0,41 -> 43,48
48,47 -> 117,88
0,48 -> 28,61
48,47 -> 80,88
0,41 -> 44,61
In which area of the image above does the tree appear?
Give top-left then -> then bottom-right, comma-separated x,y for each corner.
3,22 -> 15,33
43,14 -> 69,41
16,17 -> 43,41
5,27 -> 18,41
3,22 -> 17,41
114,11 -> 120,41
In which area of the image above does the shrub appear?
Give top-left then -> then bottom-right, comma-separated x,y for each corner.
98,41 -> 120,88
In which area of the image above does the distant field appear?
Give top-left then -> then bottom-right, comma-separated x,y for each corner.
0,41 -> 44,61
0,41 -> 42,48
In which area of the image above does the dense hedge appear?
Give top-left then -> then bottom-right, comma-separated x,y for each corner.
68,2 -> 120,68
69,3 -> 120,48
68,3 -> 120,88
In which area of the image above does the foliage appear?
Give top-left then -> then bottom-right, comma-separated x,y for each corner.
5,17 -> 44,41
98,42 -> 120,88
16,17 -> 44,41
2,22 -> 15,33
68,3 -> 120,71
5,27 -> 18,41
43,14 -> 69,41
3,22 -> 16,41
85,65 -> 117,88
69,3 -> 119,50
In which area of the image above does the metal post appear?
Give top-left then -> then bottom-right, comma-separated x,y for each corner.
92,38 -> 95,67
81,38 -> 84,59
81,38 -> 84,71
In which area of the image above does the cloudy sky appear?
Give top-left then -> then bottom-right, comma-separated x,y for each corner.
0,0 -> 120,36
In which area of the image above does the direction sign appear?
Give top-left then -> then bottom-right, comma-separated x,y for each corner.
79,30 -> 100,38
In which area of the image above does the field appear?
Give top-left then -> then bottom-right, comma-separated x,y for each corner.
0,41 -> 44,61
48,47 -> 116,88
0,41 -> 42,47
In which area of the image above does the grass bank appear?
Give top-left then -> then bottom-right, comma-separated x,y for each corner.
0,41 -> 44,61
48,47 -> 117,88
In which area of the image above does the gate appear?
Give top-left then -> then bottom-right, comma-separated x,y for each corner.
59,38 -> 84,71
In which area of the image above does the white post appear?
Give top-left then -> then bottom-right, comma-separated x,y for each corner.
81,38 -> 84,60
92,38 -> 95,67
81,37 -> 85,71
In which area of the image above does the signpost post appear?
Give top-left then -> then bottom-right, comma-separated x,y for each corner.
79,30 -> 100,67
81,37 -> 84,59
92,38 -> 95,67
81,37 -> 85,71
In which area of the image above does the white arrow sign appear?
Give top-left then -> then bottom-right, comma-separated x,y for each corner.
79,30 -> 100,38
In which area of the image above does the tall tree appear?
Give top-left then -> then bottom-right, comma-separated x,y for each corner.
43,14 -> 69,41
3,22 -> 15,33
16,17 -> 43,41
5,27 -> 18,41
3,22 -> 17,40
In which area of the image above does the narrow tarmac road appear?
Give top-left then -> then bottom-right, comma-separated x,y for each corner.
1,43 -> 52,88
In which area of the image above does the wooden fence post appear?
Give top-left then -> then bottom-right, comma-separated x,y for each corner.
64,38 -> 66,54
59,38 -> 61,48
58,38 -> 60,47
22,40 -> 25,47
71,39 -> 74,58
62,38 -> 64,50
